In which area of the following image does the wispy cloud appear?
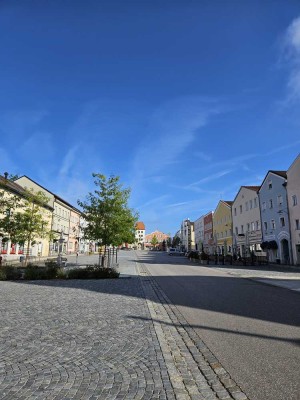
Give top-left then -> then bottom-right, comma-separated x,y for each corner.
188,169 -> 233,187
282,16 -> 300,101
137,194 -> 169,210
166,201 -> 191,208
193,151 -> 212,162
59,145 -> 80,177
265,140 -> 300,156
131,97 -> 222,182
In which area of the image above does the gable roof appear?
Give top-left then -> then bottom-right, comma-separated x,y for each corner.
15,175 -> 81,213
232,185 -> 260,204
0,175 -> 27,196
0,175 -> 53,211
287,153 -> 300,173
269,170 -> 287,179
258,170 -> 287,192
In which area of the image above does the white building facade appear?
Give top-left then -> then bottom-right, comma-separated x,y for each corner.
194,215 -> 204,251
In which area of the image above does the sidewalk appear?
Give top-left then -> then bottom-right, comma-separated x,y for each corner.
204,262 -> 300,293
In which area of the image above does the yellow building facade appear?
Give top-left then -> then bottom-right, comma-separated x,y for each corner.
212,200 -> 233,255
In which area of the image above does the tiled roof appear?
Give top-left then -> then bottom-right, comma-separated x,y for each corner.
223,200 -> 233,206
269,170 -> 287,179
135,221 -> 145,230
242,185 -> 261,192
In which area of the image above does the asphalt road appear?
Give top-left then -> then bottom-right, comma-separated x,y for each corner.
137,251 -> 300,400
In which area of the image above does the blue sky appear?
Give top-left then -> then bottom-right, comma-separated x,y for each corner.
1,1 -> 300,235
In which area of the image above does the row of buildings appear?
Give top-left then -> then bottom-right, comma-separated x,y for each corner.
0,175 -> 95,261
174,154 -> 300,266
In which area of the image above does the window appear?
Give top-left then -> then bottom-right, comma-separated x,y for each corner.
251,222 -> 255,231
262,202 -> 266,211
249,200 -> 253,209
254,198 -> 258,208
235,227 -> 238,235
256,220 -> 260,230
277,195 -> 283,206
271,220 -> 276,229
245,201 -> 249,211
296,219 -> 300,230
280,217 -> 285,227
247,223 -> 250,232
269,199 -> 273,209
292,195 -> 297,206
234,208 -> 237,216
264,222 -> 267,231
240,205 -> 243,214
268,180 -> 272,189
241,225 -> 244,233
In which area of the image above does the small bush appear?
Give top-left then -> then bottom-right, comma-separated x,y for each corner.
24,264 -> 47,280
56,268 -> 66,279
1,266 -> 23,280
45,264 -> 59,279
0,269 -> 7,280
67,265 -> 119,279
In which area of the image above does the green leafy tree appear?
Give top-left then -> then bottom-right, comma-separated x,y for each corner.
151,235 -> 158,249
166,237 -> 172,248
172,236 -> 181,248
78,174 -> 138,263
6,189 -> 52,264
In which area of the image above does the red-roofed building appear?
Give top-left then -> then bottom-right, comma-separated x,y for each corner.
135,221 -> 145,249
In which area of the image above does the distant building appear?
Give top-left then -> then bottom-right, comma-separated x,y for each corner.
144,230 -> 169,250
180,219 -> 195,252
194,215 -> 204,251
203,211 -> 214,254
135,221 -> 145,249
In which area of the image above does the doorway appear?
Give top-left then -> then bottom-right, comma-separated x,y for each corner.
281,239 -> 290,264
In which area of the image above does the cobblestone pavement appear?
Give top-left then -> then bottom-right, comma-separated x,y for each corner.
0,256 -> 248,400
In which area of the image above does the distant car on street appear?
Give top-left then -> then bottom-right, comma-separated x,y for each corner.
168,248 -> 184,256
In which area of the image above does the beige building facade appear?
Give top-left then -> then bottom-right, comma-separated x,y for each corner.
287,154 -> 300,265
1,175 -> 53,260
232,186 -> 262,257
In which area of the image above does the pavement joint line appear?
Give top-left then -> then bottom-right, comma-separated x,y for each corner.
136,260 -> 249,400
